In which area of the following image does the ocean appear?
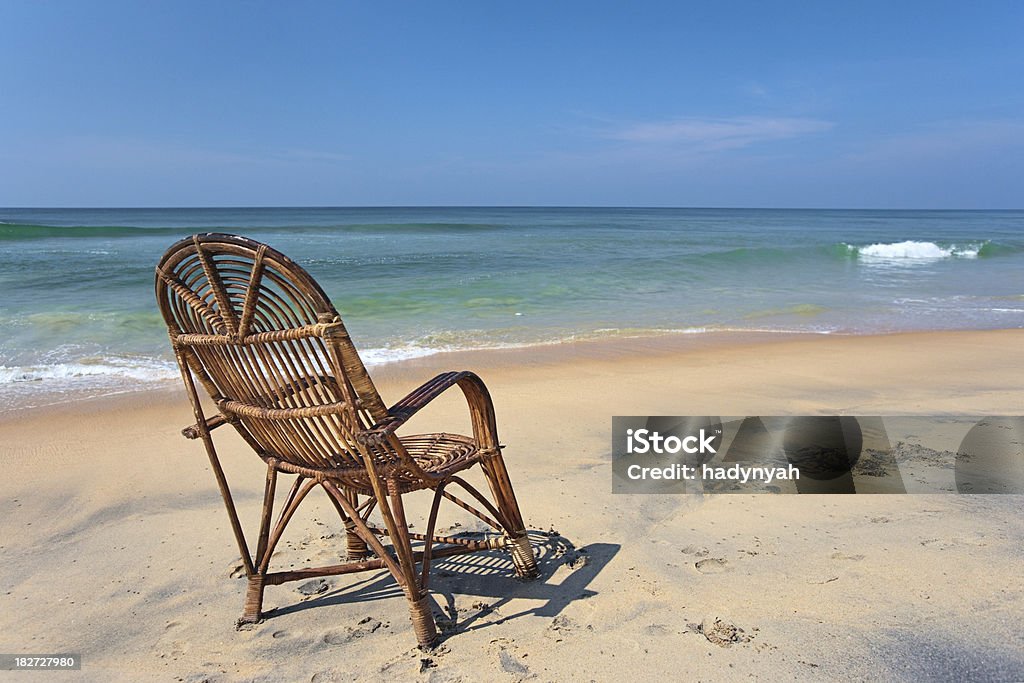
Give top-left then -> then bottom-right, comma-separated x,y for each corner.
1,207 -> 1022,408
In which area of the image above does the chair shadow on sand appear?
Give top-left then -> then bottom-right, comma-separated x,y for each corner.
266,530 -> 619,641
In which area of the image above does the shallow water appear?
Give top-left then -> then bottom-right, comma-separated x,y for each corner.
2,207 -> 1022,407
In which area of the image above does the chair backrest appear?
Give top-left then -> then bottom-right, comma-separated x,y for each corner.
155,233 -> 389,473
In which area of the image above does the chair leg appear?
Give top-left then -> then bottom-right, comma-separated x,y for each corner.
481,452 -> 539,578
381,482 -> 439,649
237,465 -> 277,627
322,485 -> 371,561
507,533 -> 538,578
409,594 -> 437,649
239,575 -> 266,625
346,522 -> 370,560
236,472 -> 318,628
344,491 -> 370,561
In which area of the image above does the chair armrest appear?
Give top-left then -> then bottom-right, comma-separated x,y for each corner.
356,371 -> 481,446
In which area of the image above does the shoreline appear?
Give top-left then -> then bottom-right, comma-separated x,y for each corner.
3,326 -> 1023,419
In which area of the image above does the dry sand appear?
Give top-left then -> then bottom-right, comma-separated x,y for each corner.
1,330 -> 1023,681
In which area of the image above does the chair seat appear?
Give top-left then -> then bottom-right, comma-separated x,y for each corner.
403,432 -> 480,476
329,432 -> 481,494
390,432 -> 481,493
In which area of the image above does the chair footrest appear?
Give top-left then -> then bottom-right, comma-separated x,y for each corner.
261,542 -> 503,587
367,526 -> 505,550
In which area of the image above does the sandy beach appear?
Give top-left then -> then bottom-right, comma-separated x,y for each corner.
2,329 -> 1023,681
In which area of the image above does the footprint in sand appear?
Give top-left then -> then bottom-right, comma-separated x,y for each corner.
643,623 -> 672,637
297,578 -> 330,596
830,552 -> 865,561
323,617 -> 383,645
694,558 -> 729,574
498,649 -> 530,676
695,617 -> 752,648
545,614 -> 592,640
323,631 -> 352,646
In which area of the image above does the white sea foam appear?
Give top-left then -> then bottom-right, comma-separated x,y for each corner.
0,358 -> 179,384
355,326 -> 779,366
358,345 -> 445,366
853,240 -> 981,261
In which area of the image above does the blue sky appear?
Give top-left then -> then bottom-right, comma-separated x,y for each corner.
2,1 -> 1022,208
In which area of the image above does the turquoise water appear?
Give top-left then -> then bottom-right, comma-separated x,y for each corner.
2,207 -> 1023,407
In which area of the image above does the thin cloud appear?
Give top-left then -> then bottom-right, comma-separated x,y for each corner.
605,116 -> 834,150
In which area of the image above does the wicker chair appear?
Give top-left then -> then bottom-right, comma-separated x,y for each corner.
155,233 -> 537,648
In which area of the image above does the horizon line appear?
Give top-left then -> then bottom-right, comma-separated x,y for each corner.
2,205 -> 1022,212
